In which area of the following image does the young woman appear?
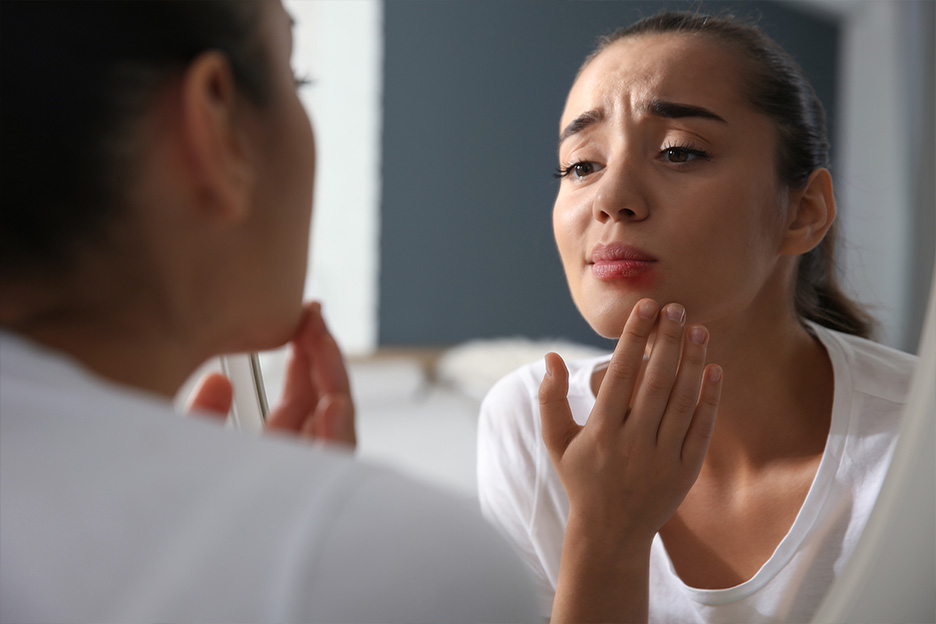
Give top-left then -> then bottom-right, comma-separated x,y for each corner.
477,12 -> 918,623
0,1 -> 538,621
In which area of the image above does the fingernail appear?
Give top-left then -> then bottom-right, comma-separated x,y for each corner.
666,304 -> 686,324
709,366 -> 723,383
688,326 -> 707,345
638,299 -> 658,319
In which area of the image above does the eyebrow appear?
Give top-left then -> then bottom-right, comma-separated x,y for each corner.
558,109 -> 605,147
646,100 -> 727,123
557,100 -> 727,148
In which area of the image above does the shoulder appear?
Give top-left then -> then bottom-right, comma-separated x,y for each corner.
480,359 -> 547,416
812,323 -> 918,405
480,354 -> 608,419
299,463 -> 541,622
0,334 -> 540,622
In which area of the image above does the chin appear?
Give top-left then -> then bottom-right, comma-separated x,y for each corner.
231,302 -> 305,353
263,305 -> 306,349
578,293 -> 642,340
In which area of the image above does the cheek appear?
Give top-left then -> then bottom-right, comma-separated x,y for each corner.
552,197 -> 587,270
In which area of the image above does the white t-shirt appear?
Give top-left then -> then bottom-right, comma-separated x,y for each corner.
0,331 -> 539,623
477,322 -> 917,623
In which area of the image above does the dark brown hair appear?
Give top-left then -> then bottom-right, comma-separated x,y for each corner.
586,11 -> 875,338
0,1 -> 269,281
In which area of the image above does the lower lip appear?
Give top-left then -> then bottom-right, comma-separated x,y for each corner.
591,260 -> 656,282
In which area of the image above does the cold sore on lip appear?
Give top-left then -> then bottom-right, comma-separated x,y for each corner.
590,243 -> 657,281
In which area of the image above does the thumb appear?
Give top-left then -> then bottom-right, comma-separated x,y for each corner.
539,352 -> 580,461
186,372 -> 234,421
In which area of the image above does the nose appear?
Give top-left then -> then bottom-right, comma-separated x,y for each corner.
590,164 -> 649,223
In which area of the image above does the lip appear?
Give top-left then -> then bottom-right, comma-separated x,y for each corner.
589,242 -> 657,281
590,243 -> 657,263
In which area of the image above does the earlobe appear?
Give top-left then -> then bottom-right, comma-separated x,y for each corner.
180,51 -> 255,222
779,168 -> 837,256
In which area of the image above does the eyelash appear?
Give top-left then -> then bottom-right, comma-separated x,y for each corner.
659,141 -> 712,164
293,71 -> 314,89
554,142 -> 713,180
554,162 -> 592,179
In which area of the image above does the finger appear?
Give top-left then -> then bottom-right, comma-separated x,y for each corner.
268,302 -> 356,440
681,364 -> 722,466
305,306 -> 352,399
592,298 -> 659,430
268,302 -> 329,431
657,324 -> 709,448
276,303 -> 319,408
185,372 -> 233,420
626,303 -> 687,440
300,394 -> 357,448
266,342 -> 315,431
539,352 -> 581,463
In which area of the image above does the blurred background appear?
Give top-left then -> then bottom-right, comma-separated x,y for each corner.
181,0 -> 935,498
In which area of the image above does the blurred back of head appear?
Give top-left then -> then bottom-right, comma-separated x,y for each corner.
0,1 -> 268,282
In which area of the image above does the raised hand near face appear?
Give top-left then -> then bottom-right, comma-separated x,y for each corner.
265,302 -> 356,447
187,302 -> 356,449
539,298 -> 722,623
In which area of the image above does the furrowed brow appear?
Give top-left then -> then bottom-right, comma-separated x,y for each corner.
647,100 -> 727,123
558,109 -> 605,147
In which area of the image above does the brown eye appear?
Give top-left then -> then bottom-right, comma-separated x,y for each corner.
555,160 -> 605,180
660,145 -> 711,165
664,148 -> 690,163
573,162 -> 595,177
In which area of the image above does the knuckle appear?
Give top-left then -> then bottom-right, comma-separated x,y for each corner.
668,391 -> 697,415
539,383 -> 564,406
621,322 -> 651,346
657,323 -> 684,346
607,360 -> 641,385
701,387 -> 721,409
641,369 -> 671,394
680,342 -> 706,366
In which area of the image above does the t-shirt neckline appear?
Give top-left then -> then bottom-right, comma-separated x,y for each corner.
569,323 -> 852,602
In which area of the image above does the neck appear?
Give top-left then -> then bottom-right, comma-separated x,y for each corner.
699,302 -> 833,474
11,311 -> 202,399
1,261 -> 210,399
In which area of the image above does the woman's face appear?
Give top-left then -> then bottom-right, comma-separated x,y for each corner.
237,0 -> 316,347
553,34 -> 790,338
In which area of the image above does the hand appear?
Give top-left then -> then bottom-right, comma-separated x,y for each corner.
186,372 -> 234,422
540,298 -> 722,623
186,302 -> 356,449
265,302 -> 357,448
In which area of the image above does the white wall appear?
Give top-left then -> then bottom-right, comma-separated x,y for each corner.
286,0 -> 383,357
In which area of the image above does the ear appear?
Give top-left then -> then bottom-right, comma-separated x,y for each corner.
179,51 -> 255,222
778,168 -> 837,256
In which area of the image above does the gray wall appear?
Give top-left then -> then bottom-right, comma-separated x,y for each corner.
379,0 -> 840,348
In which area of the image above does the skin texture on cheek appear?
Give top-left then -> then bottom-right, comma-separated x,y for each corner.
553,169 -> 792,340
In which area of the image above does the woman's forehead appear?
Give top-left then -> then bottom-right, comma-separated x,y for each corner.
561,33 -> 748,127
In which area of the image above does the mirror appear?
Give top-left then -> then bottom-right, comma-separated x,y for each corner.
170,0 -> 933,618
232,0 -> 931,497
